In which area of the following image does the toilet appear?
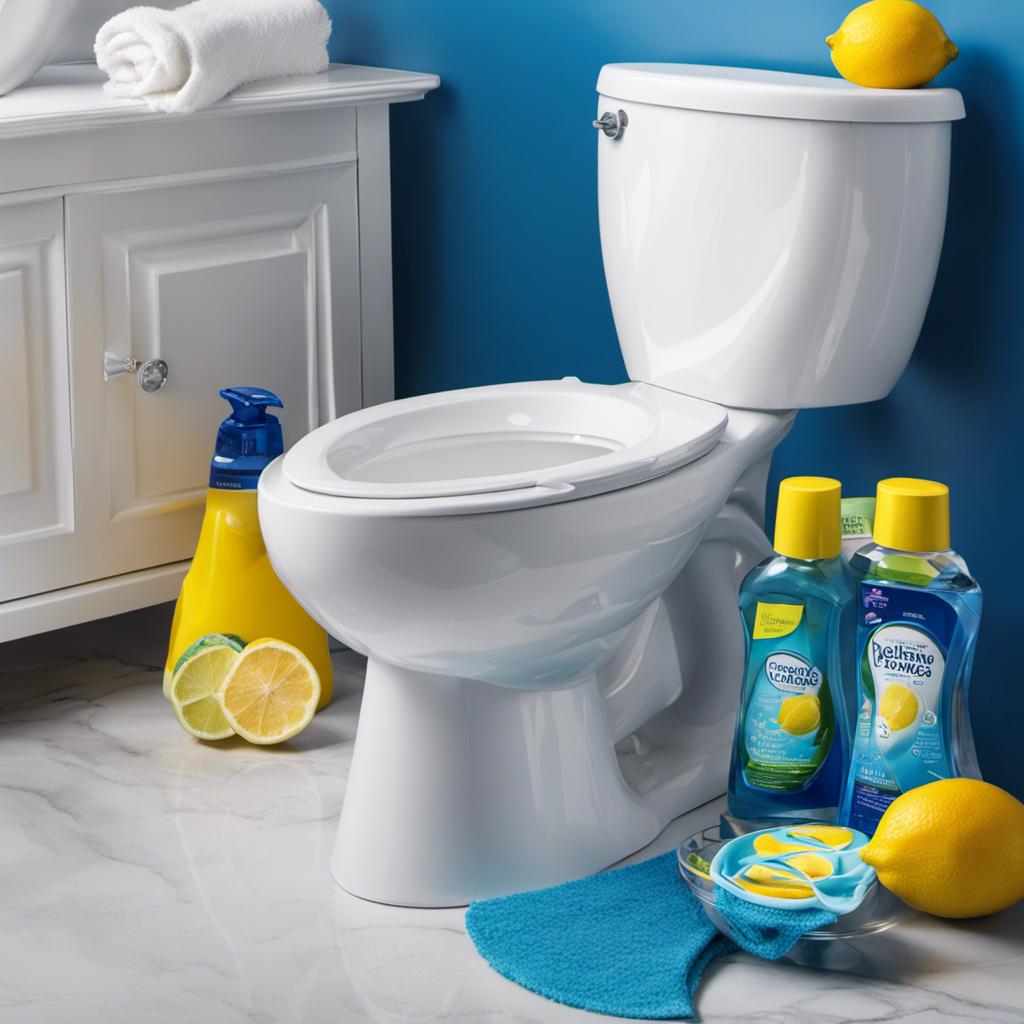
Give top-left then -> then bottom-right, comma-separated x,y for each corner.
258,64 -> 965,907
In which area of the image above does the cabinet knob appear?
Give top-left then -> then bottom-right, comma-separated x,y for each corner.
103,352 -> 168,393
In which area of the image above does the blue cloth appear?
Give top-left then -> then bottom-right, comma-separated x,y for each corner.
714,886 -> 837,960
466,852 -> 734,1020
466,851 -> 839,1020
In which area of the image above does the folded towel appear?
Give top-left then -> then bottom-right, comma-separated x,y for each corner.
95,0 -> 331,114
466,852 -> 737,1020
714,886 -> 838,960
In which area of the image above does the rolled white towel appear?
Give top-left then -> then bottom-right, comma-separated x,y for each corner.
95,0 -> 331,114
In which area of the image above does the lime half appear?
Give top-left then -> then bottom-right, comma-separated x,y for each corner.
164,633 -> 246,698
169,644 -> 241,740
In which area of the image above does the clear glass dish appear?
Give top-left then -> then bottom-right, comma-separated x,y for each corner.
678,824 -> 914,968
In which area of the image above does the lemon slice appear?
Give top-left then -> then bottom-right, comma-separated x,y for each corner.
786,824 -> 855,850
752,833 -> 814,857
218,639 -> 321,745
169,644 -> 241,740
785,853 -> 834,880
164,632 -> 246,698
735,864 -> 815,900
879,684 -> 919,731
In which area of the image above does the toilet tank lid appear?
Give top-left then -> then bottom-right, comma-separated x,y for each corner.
597,64 -> 965,123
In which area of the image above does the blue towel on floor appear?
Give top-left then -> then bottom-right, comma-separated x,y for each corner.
714,886 -> 837,960
466,851 -> 838,1020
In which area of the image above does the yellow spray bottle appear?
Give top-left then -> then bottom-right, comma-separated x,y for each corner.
164,387 -> 332,709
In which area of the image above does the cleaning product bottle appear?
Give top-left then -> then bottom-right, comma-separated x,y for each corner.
839,478 -> 981,835
164,388 -> 332,709
727,477 -> 857,825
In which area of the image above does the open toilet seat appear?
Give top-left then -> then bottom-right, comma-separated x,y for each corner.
281,379 -> 729,513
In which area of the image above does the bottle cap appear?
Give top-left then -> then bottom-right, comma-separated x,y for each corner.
210,387 -> 284,490
872,477 -> 950,552
773,477 -> 842,560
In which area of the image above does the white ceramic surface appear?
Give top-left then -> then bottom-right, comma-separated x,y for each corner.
0,0 -> 79,97
598,65 -> 961,409
2,616 -> 1023,1024
260,406 -> 795,904
281,379 -> 728,507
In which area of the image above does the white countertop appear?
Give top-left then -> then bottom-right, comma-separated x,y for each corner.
1,605 -> 1022,1024
0,63 -> 440,138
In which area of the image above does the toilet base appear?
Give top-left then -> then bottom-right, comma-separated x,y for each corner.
332,657 -> 668,907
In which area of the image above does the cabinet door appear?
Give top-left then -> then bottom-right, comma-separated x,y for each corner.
0,199 -> 77,602
61,163 -> 360,592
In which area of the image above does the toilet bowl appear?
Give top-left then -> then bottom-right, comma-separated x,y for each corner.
259,64 -> 965,905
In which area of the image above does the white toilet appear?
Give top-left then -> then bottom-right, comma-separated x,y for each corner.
258,64 -> 965,906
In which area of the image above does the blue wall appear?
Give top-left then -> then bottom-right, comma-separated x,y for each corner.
327,1 -> 1024,799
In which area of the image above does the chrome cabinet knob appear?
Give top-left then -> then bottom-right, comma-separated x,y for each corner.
104,351 -> 169,393
593,110 -> 627,139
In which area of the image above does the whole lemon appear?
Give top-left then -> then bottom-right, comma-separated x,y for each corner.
861,779 -> 1024,918
827,1 -> 958,89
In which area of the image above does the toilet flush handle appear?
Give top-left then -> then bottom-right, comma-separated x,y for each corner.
593,110 -> 627,139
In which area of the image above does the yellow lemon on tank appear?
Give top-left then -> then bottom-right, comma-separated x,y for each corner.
826,1 -> 958,89
777,694 -> 821,736
860,779 -> 1024,918
879,683 -> 919,731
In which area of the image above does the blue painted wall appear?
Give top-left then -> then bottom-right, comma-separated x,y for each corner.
327,1 -> 1024,798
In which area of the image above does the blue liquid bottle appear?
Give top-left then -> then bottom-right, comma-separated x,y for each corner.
727,478 -> 857,826
839,479 -> 982,835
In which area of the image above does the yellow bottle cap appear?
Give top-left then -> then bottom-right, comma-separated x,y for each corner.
872,478 -> 950,552
773,477 -> 842,560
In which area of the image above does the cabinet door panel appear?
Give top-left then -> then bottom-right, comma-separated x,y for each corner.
60,163 -> 360,588
0,199 -> 74,583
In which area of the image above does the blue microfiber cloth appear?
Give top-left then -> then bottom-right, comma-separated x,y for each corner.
466,851 -> 840,1020
466,852 -> 735,1020
714,886 -> 837,960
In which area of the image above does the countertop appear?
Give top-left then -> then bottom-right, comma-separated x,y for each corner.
1,606 -> 1022,1024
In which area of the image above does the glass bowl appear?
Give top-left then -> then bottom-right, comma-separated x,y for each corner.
678,824 -> 913,968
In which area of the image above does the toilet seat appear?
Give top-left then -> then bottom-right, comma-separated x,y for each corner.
281,379 -> 728,512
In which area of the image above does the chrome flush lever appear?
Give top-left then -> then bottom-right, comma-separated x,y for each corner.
593,110 -> 627,139
104,351 -> 169,393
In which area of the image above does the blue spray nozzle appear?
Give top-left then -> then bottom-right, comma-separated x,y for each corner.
219,387 -> 284,424
211,386 -> 285,490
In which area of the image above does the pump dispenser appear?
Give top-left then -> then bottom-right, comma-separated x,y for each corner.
726,477 -> 857,826
164,388 -> 333,709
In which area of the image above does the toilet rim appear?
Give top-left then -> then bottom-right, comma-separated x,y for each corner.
278,379 -> 728,514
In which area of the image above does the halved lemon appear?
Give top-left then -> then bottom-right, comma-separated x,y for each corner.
879,684 -> 919,731
218,639 -> 321,745
169,644 -> 241,740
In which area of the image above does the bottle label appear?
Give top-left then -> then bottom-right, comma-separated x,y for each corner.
752,602 -> 803,640
845,583 -> 957,832
740,601 -> 835,793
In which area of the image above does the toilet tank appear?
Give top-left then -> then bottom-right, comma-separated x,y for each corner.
596,65 -> 965,409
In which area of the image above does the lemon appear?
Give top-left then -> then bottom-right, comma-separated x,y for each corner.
861,779 -> 1024,918
736,864 -> 815,900
879,683 -> 919,730
826,1 -> 958,89
785,852 -> 834,880
777,694 -> 820,736
787,824 -> 855,849
752,833 -> 812,857
169,643 -> 241,740
218,639 -> 321,745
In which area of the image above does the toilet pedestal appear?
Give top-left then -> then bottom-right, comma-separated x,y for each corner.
331,658 -> 663,907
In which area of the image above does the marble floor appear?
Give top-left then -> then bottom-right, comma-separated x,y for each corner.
1,605 -> 1023,1024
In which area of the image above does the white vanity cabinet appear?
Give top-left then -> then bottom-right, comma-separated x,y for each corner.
0,64 -> 438,640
